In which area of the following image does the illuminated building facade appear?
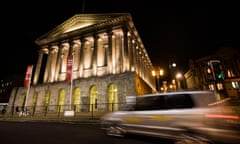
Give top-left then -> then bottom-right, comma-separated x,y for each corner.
8,13 -> 156,113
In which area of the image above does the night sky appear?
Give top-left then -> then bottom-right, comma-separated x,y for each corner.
1,0 -> 239,77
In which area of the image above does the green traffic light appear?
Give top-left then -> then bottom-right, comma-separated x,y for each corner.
217,73 -> 223,79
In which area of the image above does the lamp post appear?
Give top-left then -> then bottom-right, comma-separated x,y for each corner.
152,68 -> 164,93
176,72 -> 183,90
159,69 -> 164,90
152,70 -> 159,92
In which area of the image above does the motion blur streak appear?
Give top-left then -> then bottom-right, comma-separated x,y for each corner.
205,114 -> 240,119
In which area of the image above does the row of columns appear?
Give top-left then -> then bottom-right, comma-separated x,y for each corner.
33,27 -> 152,85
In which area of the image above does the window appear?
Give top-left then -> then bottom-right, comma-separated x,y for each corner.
134,95 -> 166,111
165,94 -> 194,109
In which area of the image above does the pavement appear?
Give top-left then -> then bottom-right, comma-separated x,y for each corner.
0,114 -> 101,124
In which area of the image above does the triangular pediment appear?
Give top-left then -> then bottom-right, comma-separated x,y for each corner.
36,13 -> 131,44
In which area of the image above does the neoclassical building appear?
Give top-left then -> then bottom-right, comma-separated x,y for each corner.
8,13 -> 156,114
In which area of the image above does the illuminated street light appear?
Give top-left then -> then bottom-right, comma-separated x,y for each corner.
176,72 -> 183,90
152,70 -> 156,77
152,68 -> 165,93
176,72 -> 182,79
172,63 -> 176,68
159,69 -> 164,76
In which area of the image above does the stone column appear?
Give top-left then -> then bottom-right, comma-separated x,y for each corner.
92,34 -> 99,76
54,44 -> 62,81
114,31 -> 122,73
135,44 -> 140,74
107,30 -> 113,74
122,26 -> 129,72
33,47 -> 46,85
139,47 -> 144,77
128,34 -> 134,71
43,44 -> 58,83
132,38 -> 137,72
61,42 -> 70,80
117,31 -> 123,73
43,46 -> 51,83
79,38 -> 85,77
68,39 -> 81,79
71,39 -> 81,74
48,45 -> 59,82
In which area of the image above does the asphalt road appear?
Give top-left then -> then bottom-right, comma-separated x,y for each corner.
0,121 -> 173,144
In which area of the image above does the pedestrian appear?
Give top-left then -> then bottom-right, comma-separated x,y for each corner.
16,106 -> 19,113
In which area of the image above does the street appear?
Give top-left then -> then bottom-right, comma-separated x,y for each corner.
0,121 -> 173,144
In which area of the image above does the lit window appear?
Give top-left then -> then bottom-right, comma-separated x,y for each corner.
209,84 -> 215,91
232,81 -> 239,89
227,69 -> 235,78
216,83 -> 224,90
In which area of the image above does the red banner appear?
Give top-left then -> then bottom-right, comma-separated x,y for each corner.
66,56 -> 73,83
24,65 -> 33,88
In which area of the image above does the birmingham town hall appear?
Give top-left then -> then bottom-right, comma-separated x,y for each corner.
8,13 -> 156,114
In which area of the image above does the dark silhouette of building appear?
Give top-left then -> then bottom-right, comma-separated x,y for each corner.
184,47 -> 240,99
0,74 -> 24,103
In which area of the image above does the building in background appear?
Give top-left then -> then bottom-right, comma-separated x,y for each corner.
184,47 -> 240,99
0,74 -> 23,103
8,13 -> 156,114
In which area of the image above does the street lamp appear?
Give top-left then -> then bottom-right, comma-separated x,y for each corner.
152,68 -> 165,93
176,72 -> 183,90
152,70 -> 159,92
159,69 -> 164,77
172,63 -> 176,68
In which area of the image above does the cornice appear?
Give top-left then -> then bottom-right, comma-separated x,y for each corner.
35,13 -> 132,46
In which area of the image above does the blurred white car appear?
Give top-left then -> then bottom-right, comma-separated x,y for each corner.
100,91 -> 240,144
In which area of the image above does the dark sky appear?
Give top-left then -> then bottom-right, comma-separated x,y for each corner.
1,0 -> 239,77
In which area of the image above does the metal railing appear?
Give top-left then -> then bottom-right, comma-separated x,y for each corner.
1,102 -> 129,120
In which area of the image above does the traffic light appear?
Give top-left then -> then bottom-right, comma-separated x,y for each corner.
212,61 -> 224,80
205,66 -> 214,81
217,73 -> 224,79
